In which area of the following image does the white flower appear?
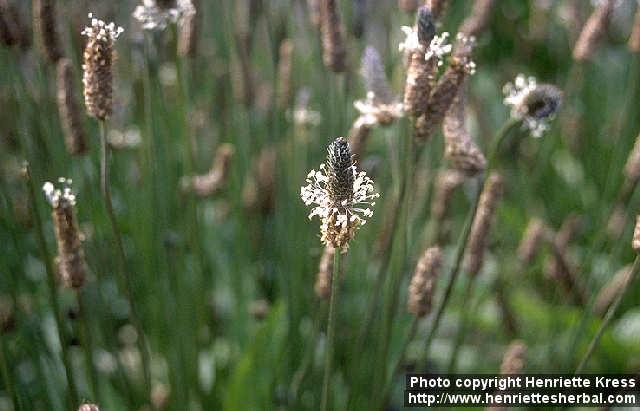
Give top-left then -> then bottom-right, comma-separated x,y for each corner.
82,13 -> 124,41
425,32 -> 452,66
503,74 -> 562,138
301,141 -> 379,250
132,0 -> 195,31
353,92 -> 404,128
43,178 -> 76,208
399,26 -> 421,53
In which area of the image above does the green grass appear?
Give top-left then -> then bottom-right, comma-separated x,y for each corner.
1,0 -> 640,410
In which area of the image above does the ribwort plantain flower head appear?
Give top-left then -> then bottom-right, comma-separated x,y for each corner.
503,74 -> 562,138
133,0 -> 195,31
301,137 -> 379,251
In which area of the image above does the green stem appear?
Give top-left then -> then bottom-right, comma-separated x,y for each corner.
320,250 -> 342,411
24,163 -> 79,408
575,254 -> 640,373
379,316 -> 419,409
445,277 -> 476,372
0,332 -> 21,410
99,121 -> 153,401
76,289 -> 100,403
420,118 -> 518,367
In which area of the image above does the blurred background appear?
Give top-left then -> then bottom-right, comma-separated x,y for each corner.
1,0 -> 640,409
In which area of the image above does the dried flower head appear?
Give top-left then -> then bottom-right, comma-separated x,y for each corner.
33,0 -> 62,63
572,0 -> 614,62
499,340 -> 527,374
503,74 -> 562,138
464,173 -> 503,276
57,58 -> 87,156
458,0 -> 495,38
361,46 -> 393,105
133,0 -> 195,31
443,88 -> 486,176
517,218 -> 548,265
43,178 -> 86,289
315,246 -> 336,299
182,144 -> 234,197
78,404 -> 100,411
82,13 -> 124,120
347,121 -> 372,163
634,215 -> 640,252
407,247 -> 443,317
301,137 -> 379,251
320,0 -> 347,72
594,264 -> 633,316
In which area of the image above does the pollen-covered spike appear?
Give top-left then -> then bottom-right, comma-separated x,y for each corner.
407,247 -> 442,317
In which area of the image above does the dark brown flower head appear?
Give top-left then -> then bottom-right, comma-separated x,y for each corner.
43,178 -> 86,289
503,75 -> 562,138
417,6 -> 436,46
407,247 -> 443,317
57,58 -> 88,155
33,0 -> 62,63
464,173 -> 503,276
320,0 -> 347,72
82,14 -> 124,120
572,0 -> 615,62
327,137 -> 355,206
156,0 -> 177,9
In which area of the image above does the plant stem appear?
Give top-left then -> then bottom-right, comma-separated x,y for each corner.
445,277 -> 475,372
379,316 -> 419,409
0,331 -> 21,410
420,118 -> 518,367
99,121 -> 153,401
76,288 -> 100,403
24,162 -> 79,408
575,254 -> 640,373
320,250 -> 342,411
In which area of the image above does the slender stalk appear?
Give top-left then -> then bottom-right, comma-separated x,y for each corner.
420,118 -> 518,367
24,163 -> 79,408
99,121 -> 152,400
0,332 -> 21,410
76,289 -> 100,403
575,254 -> 640,373
379,316 -> 419,409
320,250 -> 342,411
445,277 -> 475,372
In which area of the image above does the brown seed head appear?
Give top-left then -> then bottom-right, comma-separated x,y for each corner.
464,173 -> 503,276
320,0 -> 347,72
403,7 -> 437,117
594,265 -> 633,317
183,144 -> 235,197
43,179 -> 86,289
277,39 -> 294,109
572,0 -> 614,62
82,14 -> 124,120
315,246 -> 336,299
517,218 -> 548,265
545,218 -> 586,306
499,340 -> 526,374
431,169 -> 464,221
458,0 -> 495,38
347,122 -> 372,163
56,58 -> 88,155
443,87 -> 486,176
407,247 -> 443,317
178,0 -> 199,57
33,0 -> 62,63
